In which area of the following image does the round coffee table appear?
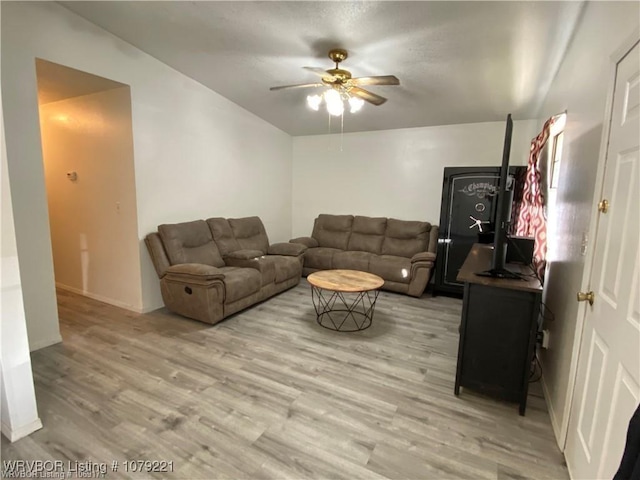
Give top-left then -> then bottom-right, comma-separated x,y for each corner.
307,269 -> 384,332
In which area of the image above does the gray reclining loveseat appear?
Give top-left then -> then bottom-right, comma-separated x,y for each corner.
146,216 -> 306,324
291,214 -> 438,297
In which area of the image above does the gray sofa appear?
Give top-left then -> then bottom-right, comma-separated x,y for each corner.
145,216 -> 306,324
290,214 -> 438,297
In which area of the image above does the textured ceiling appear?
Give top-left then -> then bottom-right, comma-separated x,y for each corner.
60,1 -> 585,136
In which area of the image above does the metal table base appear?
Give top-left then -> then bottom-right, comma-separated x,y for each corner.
310,285 -> 380,332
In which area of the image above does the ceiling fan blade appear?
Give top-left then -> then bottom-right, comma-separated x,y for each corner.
349,86 -> 387,106
303,66 -> 335,80
350,75 -> 400,86
270,83 -> 323,91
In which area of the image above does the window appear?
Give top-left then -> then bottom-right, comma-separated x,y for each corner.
549,113 -> 566,189
550,130 -> 564,189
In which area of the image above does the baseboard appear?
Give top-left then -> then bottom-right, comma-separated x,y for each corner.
540,361 -> 564,451
138,304 -> 162,314
55,283 -> 143,313
1,417 -> 43,442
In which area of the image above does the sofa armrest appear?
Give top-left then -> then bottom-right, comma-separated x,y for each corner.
164,263 -> 225,283
225,249 -> 264,260
268,242 -> 307,256
411,251 -> 436,264
290,237 -> 319,248
145,232 -> 171,278
427,225 -> 439,254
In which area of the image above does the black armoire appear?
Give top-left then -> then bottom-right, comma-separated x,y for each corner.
433,166 -> 525,296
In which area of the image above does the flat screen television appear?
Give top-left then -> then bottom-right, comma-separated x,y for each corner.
476,114 -> 523,280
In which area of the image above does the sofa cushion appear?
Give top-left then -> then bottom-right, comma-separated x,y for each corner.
158,220 -> 225,267
229,217 -> 270,254
332,251 -> 376,271
224,256 -> 276,286
381,218 -> 430,258
256,258 -> 277,286
269,255 -> 303,283
206,218 -> 241,257
312,214 -> 354,250
218,266 -> 262,304
347,216 -> 387,253
369,255 -> 412,284
304,247 -> 342,270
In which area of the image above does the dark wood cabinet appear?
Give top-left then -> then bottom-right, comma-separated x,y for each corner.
454,244 -> 542,415
434,166 -> 525,296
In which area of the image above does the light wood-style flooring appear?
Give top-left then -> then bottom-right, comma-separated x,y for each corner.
1,281 -> 568,479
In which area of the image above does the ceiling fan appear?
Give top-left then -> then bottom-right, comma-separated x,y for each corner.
269,48 -> 400,107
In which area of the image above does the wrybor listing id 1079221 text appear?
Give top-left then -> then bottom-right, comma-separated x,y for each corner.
1,459 -> 175,478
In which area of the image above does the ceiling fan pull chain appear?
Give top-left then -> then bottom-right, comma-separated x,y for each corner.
340,112 -> 344,152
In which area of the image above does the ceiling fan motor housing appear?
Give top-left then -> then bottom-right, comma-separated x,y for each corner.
328,48 -> 348,64
324,68 -> 352,84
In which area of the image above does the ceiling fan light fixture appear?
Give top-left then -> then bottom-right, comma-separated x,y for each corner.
324,89 -> 344,116
306,94 -> 322,111
348,96 -> 364,113
271,49 -> 399,121
307,88 -> 362,117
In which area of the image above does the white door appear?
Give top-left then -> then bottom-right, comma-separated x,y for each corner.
565,41 -> 640,480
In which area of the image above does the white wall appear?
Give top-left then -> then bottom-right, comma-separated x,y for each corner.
39,87 -> 143,311
1,2 -> 293,328
536,1 -> 639,449
1,100 -> 42,441
292,120 -> 538,236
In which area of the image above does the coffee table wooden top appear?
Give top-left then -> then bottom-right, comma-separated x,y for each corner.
307,269 -> 384,293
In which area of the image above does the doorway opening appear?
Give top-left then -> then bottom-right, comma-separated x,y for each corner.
35,59 -> 143,314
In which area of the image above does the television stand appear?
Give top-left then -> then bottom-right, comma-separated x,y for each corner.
455,244 -> 542,415
475,268 -> 524,280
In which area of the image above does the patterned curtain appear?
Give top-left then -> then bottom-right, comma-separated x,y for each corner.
515,116 -> 556,278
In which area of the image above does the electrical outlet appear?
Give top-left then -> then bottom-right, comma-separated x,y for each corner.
542,329 -> 550,349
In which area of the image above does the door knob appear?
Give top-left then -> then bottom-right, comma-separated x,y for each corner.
577,291 -> 595,306
598,199 -> 609,213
